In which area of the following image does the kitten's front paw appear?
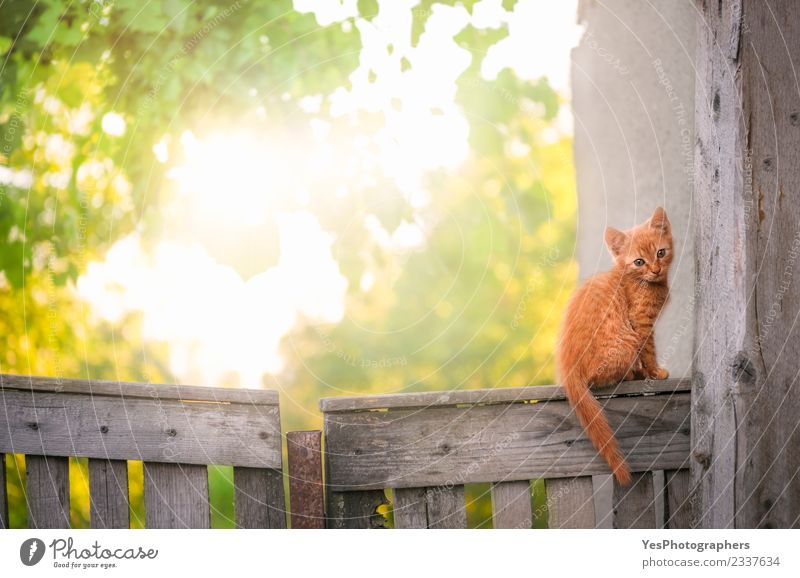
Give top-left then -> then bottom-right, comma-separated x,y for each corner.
648,367 -> 669,380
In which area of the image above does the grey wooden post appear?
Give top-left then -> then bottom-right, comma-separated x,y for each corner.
693,0 -> 800,528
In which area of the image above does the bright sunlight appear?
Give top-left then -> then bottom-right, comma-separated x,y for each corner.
75,0 -> 580,388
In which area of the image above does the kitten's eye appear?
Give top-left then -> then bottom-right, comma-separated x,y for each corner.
657,249 -> 666,258
633,258 -> 645,267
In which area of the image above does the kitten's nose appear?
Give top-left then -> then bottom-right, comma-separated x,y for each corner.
652,267 -> 662,275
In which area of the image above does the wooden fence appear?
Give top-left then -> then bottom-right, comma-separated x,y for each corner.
0,374 -> 286,529
1,374 -> 691,529
322,378 -> 692,528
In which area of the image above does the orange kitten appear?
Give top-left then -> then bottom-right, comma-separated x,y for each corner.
557,207 -> 673,485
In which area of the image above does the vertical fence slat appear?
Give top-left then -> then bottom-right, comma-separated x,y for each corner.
664,469 -> 692,529
26,455 -> 70,529
89,459 -> 129,529
144,462 -> 209,528
327,490 -> 388,529
613,471 -> 656,528
233,467 -> 286,529
491,480 -> 532,529
0,453 -> 8,529
287,431 -> 324,529
545,476 -> 596,528
393,487 -> 428,528
425,485 -> 467,529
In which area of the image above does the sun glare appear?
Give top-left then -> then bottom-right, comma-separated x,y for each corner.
77,0 -> 580,387
167,131 -> 289,227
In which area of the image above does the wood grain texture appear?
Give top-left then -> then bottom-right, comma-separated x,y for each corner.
0,373 -> 278,405
233,467 -> 286,529
693,0 -> 800,529
425,485 -> 467,529
26,455 -> 70,528
321,378 -> 689,412
392,487 -> 428,529
545,476 -> 596,528
143,462 -> 209,528
491,480 -> 532,529
664,469 -> 692,529
324,392 -> 689,490
391,485 -> 468,528
89,459 -> 129,529
326,490 -> 388,529
287,431 -> 324,529
0,388 -> 281,468
0,453 -> 8,529
613,471 -> 655,529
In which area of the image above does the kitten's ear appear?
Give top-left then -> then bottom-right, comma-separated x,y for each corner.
649,206 -> 671,234
605,227 -> 628,257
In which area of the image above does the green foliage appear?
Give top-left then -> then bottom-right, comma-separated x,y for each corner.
209,466 -> 235,529
282,112 -> 576,414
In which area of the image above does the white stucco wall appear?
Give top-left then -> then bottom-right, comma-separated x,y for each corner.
572,0 -> 696,380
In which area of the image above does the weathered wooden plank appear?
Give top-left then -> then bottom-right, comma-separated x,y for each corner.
143,462 -> 209,528
613,471 -> 656,528
0,389 -> 281,468
545,476 -> 595,528
326,490 -> 388,529
393,487 -> 428,529
694,0 -> 800,530
287,431 -> 324,529
491,480 -> 532,529
324,392 -> 690,490
391,485 -> 468,528
321,378 -> 690,412
26,455 -> 70,528
0,453 -> 8,529
233,467 -> 286,529
425,485 -> 467,529
0,373 -> 278,405
664,469 -> 691,529
89,459 -> 129,529
592,475 -> 614,528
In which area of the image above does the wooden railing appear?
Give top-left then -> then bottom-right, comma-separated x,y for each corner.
321,378 -> 692,528
1,374 -> 692,529
0,374 -> 285,529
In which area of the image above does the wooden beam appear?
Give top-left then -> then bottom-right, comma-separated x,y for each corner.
89,459 -> 129,529
0,373 -> 278,405
324,391 -> 690,490
694,0 -> 800,528
144,462 -> 209,528
233,467 -> 286,529
491,480 -> 532,529
26,455 -> 70,529
0,453 -> 8,529
0,388 -> 281,468
326,490 -> 388,529
425,485 -> 467,529
613,472 -> 656,529
545,476 -> 596,528
321,378 -> 689,412
393,488 -> 428,528
664,469 -> 691,529
287,431 -> 324,529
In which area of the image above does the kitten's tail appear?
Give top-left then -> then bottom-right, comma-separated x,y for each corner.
563,372 -> 631,485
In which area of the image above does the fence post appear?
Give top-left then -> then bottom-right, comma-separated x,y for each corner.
287,430 -> 325,529
693,0 -> 800,528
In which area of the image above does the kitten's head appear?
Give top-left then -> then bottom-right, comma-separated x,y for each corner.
604,207 -> 673,284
